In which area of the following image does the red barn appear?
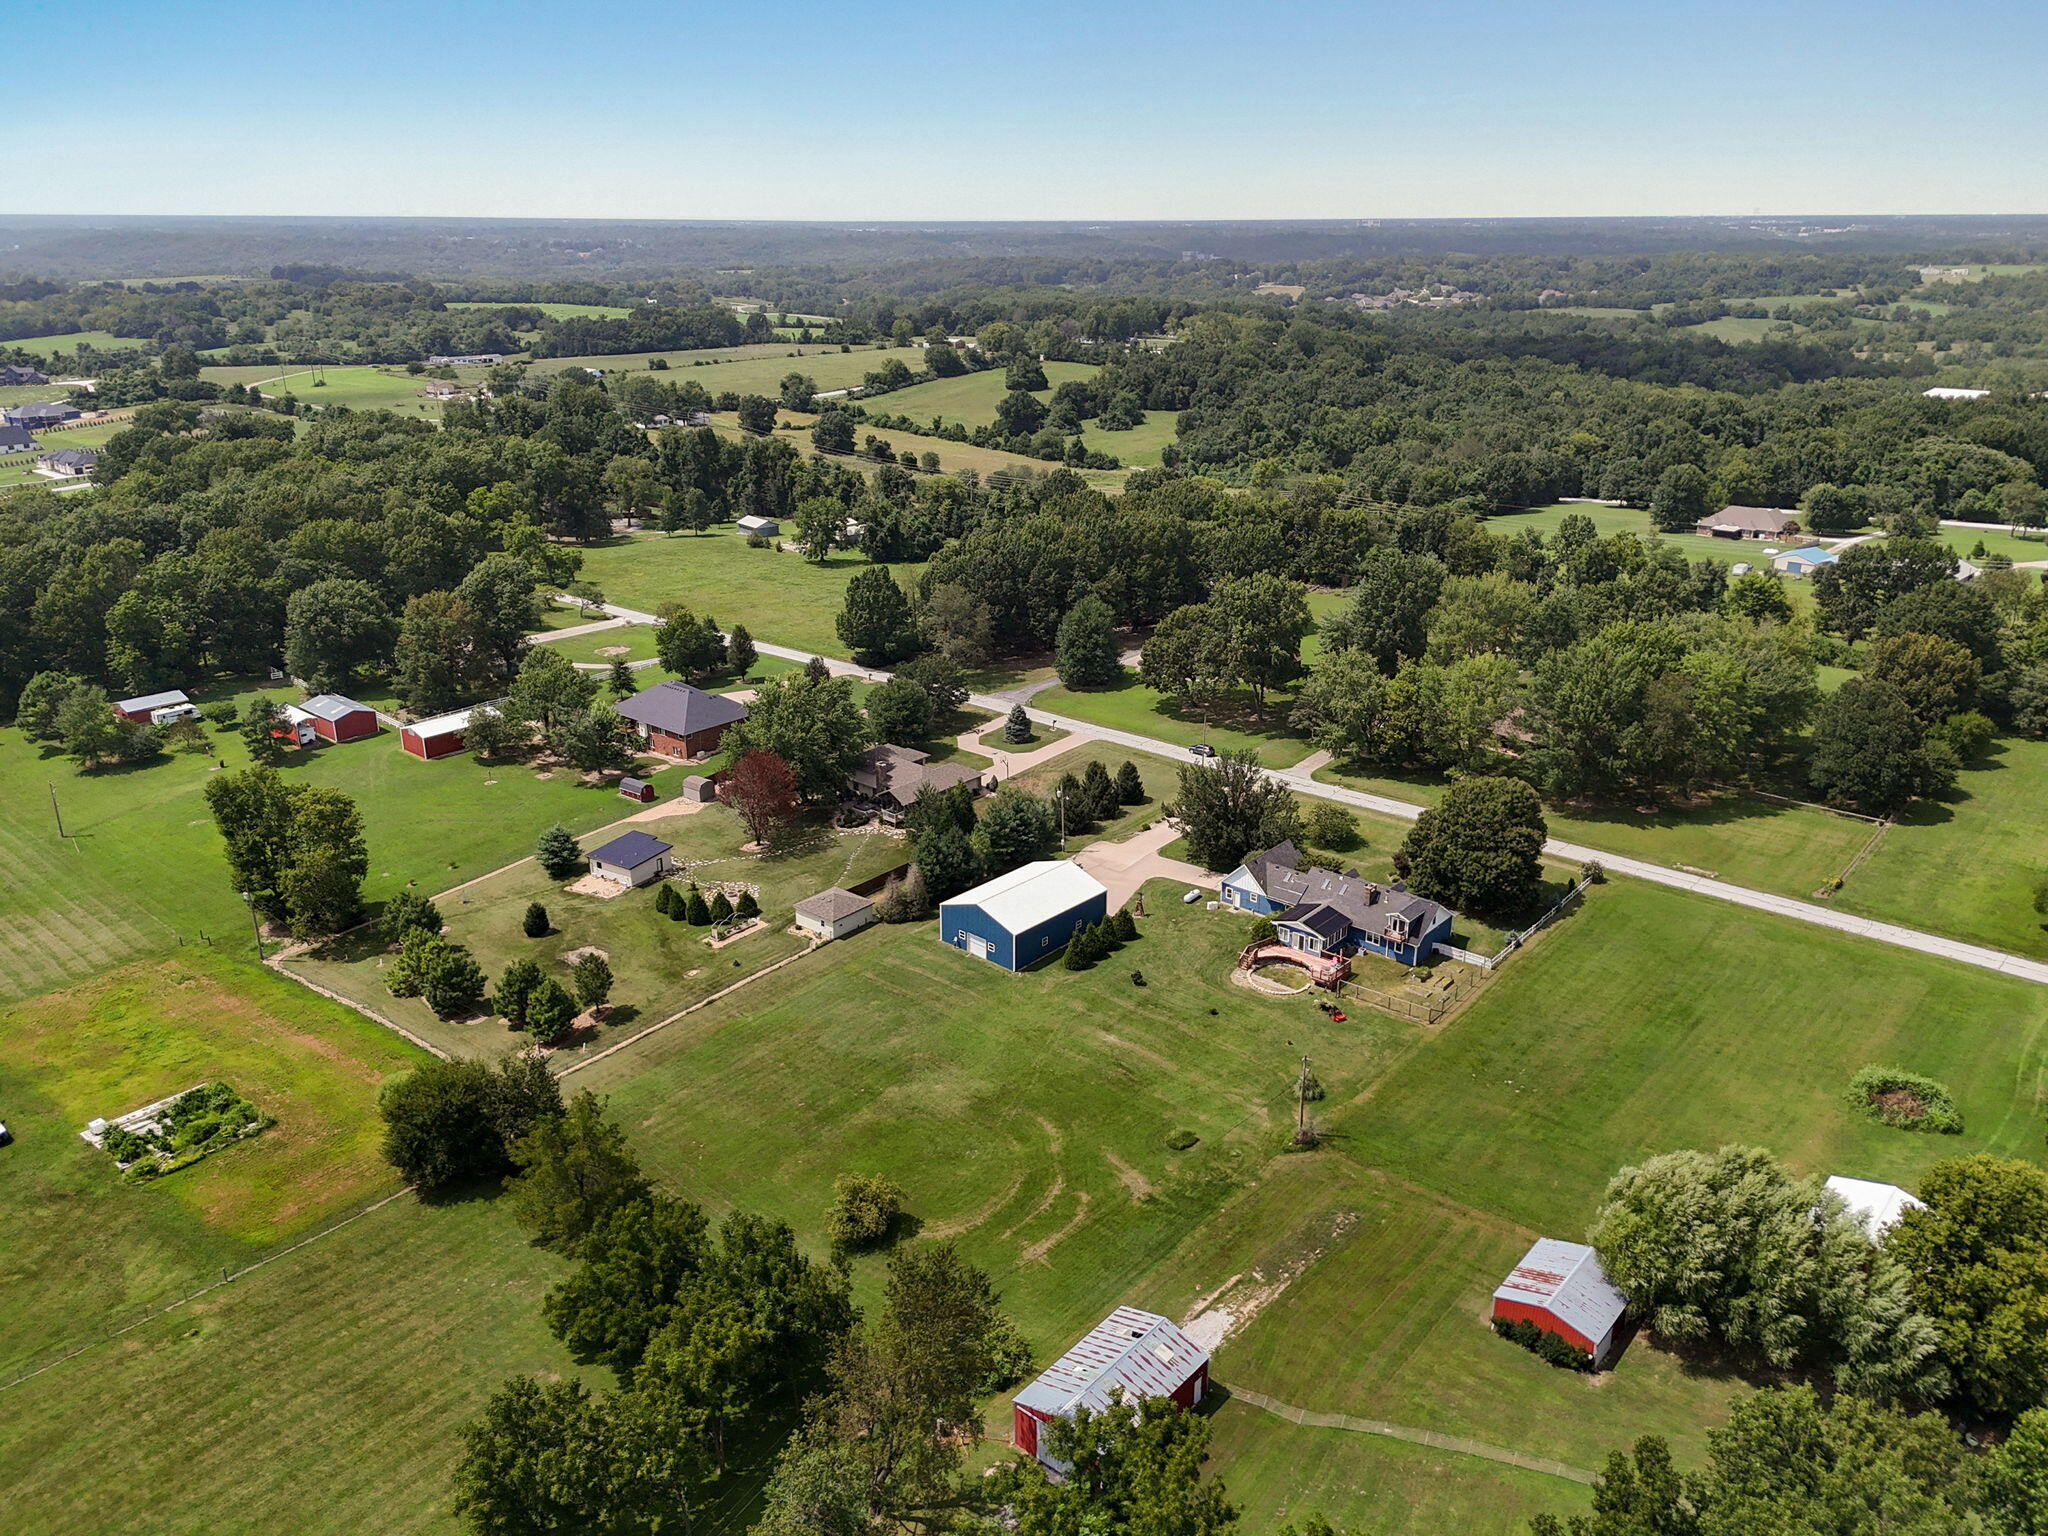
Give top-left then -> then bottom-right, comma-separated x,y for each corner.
1492,1238 -> 1627,1368
113,688 -> 192,724
1011,1306 -> 1209,1472
298,693 -> 379,743
400,707 -> 475,760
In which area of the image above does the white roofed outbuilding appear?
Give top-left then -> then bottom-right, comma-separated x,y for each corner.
1826,1175 -> 1926,1240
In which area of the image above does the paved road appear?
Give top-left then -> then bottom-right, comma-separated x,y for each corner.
556,601 -> 2048,988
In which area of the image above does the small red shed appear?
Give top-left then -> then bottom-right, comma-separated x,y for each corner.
298,693 -> 379,743
400,706 -> 475,760
618,776 -> 656,804
1011,1306 -> 1209,1472
1492,1238 -> 1628,1368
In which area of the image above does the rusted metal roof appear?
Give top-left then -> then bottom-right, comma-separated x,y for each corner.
1013,1306 -> 1207,1418
1493,1238 -> 1626,1343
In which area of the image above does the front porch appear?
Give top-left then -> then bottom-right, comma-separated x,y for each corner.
1236,940 -> 1351,987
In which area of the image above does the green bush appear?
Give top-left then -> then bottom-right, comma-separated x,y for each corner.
1845,1064 -> 1963,1134
827,1172 -> 905,1249
1248,917 -> 1277,943
1492,1314 -> 1594,1372
1164,1129 -> 1199,1151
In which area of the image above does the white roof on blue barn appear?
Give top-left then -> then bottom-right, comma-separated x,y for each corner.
943,860 -> 1105,934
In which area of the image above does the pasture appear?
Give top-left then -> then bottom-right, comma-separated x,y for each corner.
576,527 -> 926,657
7,330 -> 154,355
528,344 -> 923,394
195,364 -> 448,416
10,864 -> 2048,1532
1482,502 -> 1825,565
0,952 -> 425,1381
0,689 -> 656,1006
715,409 -> 1123,487
1033,674 -> 1320,769
442,300 -> 633,319
855,361 -> 1100,429
1939,523 -> 2048,563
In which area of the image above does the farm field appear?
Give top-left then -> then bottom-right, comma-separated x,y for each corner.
1937,523 -> 2048,563
8,330 -> 153,355
0,380 -> 92,406
856,361 -> 1099,428
710,409 -> 1123,487
442,300 -> 632,319
196,363 -> 448,416
0,952 -> 425,1380
283,802 -> 912,1061
530,344 -> 922,393
11,868 -> 2048,1532
0,689 -> 653,1006
1033,674 -> 1319,769
576,528 -> 926,657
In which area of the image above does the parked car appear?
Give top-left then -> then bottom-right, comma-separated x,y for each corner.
1190,742 -> 1216,758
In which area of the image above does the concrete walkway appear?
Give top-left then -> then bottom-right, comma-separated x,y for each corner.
1072,819 -> 1215,908
546,603 -> 2048,989
534,614 -> 632,644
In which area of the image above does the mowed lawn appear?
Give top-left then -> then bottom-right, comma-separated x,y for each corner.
709,410 -> 1126,488
442,301 -> 632,319
1482,503 -> 1829,565
855,361 -> 1100,430
195,364 -> 448,416
0,951 -> 424,1381
0,691 -> 652,1005
533,344 -> 924,393
283,804 -> 913,1060
0,420 -> 126,489
576,528 -> 925,656
8,330 -> 153,355
1035,673 -> 1320,769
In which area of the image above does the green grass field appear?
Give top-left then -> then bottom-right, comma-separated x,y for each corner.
443,301 -> 633,320
710,409 -> 1123,487
1034,674 -> 1320,769
530,344 -> 925,394
0,951 -> 425,1380
12,862 -> 2048,1532
1937,524 -> 2048,564
283,803 -> 912,1059
0,381 -> 91,406
1684,316 -> 1797,344
6,330 -> 154,355
0,686 -> 661,1006
194,364 -> 447,416
1482,503 -> 1820,565
575,528 -> 925,657
854,361 -> 1099,430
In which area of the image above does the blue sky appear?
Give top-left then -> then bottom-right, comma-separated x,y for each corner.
18,0 -> 2047,218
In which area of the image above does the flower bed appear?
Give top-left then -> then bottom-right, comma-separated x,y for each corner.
82,1080 -> 272,1179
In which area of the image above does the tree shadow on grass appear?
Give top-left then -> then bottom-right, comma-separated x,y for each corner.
414,1174 -> 513,1210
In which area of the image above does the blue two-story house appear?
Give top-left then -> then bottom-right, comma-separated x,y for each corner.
1220,840 -> 1454,968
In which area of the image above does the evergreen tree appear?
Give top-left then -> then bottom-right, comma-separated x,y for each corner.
493,956 -> 543,1026
1112,907 -> 1139,943
536,823 -> 583,878
734,890 -> 760,920
523,901 -> 550,937
382,889 -> 443,942
1054,594 -> 1122,689
725,623 -> 757,676
836,566 -> 918,663
709,891 -> 733,924
570,952 -> 614,1021
525,977 -> 579,1040
915,819 -> 981,902
1063,925 -> 1095,970
1081,759 -> 1120,821
1114,759 -> 1146,805
607,656 -> 636,698
1004,702 -> 1033,744
685,887 -> 712,925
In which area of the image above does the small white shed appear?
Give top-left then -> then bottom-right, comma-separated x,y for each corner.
586,830 -> 674,888
736,515 -> 781,537
793,887 -> 876,941
1826,1175 -> 1926,1240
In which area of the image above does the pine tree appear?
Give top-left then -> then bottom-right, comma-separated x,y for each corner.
535,823 -> 583,878
1114,759 -> 1145,805
734,890 -> 760,920
524,978 -> 578,1041
804,654 -> 830,681
709,891 -> 733,923
1063,925 -> 1094,970
1113,907 -> 1139,943
1082,759 -> 1119,821
684,887 -> 711,925
608,657 -> 636,698
1004,703 -> 1033,744
492,957 -> 543,1025
522,901 -> 550,938
656,882 -> 684,919
1056,771 -> 1090,830
726,623 -> 757,676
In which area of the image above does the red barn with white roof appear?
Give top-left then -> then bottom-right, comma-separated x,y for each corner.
1011,1306 -> 1209,1471
1491,1238 -> 1628,1367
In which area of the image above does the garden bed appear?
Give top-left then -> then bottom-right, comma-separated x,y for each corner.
81,1080 -> 272,1179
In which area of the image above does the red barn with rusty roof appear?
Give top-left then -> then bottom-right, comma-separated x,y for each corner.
1011,1306 -> 1209,1471
1492,1238 -> 1628,1367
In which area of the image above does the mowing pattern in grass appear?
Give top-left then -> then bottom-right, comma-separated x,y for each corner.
709,410 -> 1125,487
528,344 -> 925,393
285,805 -> 912,1060
195,364 -> 447,416
8,331 -> 152,355
0,952 -> 424,1380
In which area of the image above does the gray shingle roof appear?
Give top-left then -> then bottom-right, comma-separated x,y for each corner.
795,887 -> 873,921
613,679 -> 749,738
588,830 -> 672,868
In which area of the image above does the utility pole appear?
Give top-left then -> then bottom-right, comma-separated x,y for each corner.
1294,1054 -> 1317,1148
47,782 -> 65,838
240,890 -> 265,962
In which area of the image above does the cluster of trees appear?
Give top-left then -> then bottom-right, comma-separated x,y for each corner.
204,766 -> 369,938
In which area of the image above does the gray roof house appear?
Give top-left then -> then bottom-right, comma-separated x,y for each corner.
1695,505 -> 1798,540
0,424 -> 36,454
5,401 -> 80,429
35,448 -> 97,477
1221,840 -> 1454,970
793,887 -> 876,941
0,365 -> 48,385
848,744 -> 986,822
612,679 -> 749,759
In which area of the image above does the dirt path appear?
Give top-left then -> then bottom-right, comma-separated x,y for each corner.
1223,1384 -> 1597,1485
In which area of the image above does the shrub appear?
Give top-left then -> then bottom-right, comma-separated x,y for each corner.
827,1172 -> 905,1249
1305,801 -> 1358,851
684,887 -> 711,925
1248,916 -> 1277,943
1111,907 -> 1138,942
1846,1065 -> 1963,1134
522,901 -> 550,938
709,891 -> 733,924
981,1313 -> 1035,1392
203,701 -> 239,728
1130,969 -> 1146,986
1164,1128 -> 1200,1151
734,890 -> 760,920
1492,1315 -> 1594,1372
382,889 -> 443,942
655,882 -> 682,919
